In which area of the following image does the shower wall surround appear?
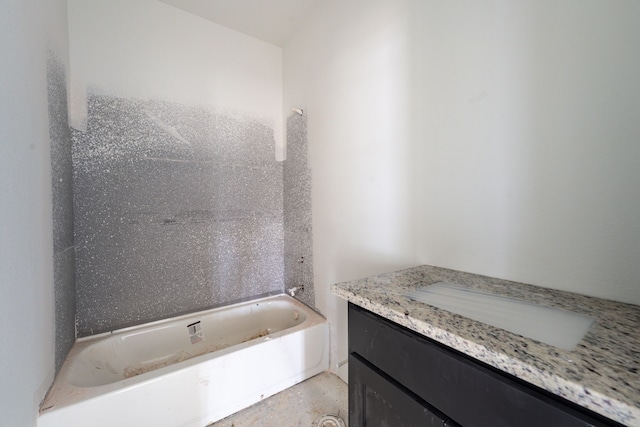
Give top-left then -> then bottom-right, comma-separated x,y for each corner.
47,50 -> 76,372
67,0 -> 315,336
73,95 -> 285,336
284,114 -> 315,308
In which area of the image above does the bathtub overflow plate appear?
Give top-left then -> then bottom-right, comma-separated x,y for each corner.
312,414 -> 345,427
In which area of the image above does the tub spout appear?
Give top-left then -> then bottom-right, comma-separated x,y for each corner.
288,286 -> 303,297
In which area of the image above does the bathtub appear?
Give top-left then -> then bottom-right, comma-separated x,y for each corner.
38,294 -> 329,427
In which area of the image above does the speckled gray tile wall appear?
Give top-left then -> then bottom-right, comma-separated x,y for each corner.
73,95 -> 284,336
283,113 -> 315,308
47,50 -> 76,372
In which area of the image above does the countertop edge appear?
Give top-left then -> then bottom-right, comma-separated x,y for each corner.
332,283 -> 639,426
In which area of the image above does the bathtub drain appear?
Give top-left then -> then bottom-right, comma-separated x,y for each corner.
312,414 -> 345,427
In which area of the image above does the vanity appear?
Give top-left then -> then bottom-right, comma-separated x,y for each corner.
331,265 -> 640,426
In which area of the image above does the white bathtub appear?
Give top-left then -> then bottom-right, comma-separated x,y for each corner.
38,294 -> 329,427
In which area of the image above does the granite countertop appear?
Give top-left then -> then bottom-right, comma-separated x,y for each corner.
331,265 -> 640,426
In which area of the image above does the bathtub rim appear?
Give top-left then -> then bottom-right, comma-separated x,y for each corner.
76,290 -> 288,339
40,293 -> 326,413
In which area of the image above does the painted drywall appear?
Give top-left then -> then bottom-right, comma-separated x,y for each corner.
411,1 -> 640,304
285,0 -> 640,380
67,0 -> 284,157
0,0 -> 68,425
158,0 -> 322,47
67,0 -> 288,335
284,0 -> 419,381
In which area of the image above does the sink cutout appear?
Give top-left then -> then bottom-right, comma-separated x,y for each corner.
406,282 -> 595,351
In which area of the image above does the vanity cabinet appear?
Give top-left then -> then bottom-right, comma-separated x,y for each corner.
348,303 -> 620,427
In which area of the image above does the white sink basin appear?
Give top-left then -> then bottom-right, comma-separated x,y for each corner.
407,282 -> 595,351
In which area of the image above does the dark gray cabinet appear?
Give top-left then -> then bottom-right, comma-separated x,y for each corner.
348,303 -> 621,427
350,354 -> 448,426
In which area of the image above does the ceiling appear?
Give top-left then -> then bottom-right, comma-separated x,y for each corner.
158,0 -> 321,47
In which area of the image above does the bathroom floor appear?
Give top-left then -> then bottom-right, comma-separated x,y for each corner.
210,372 -> 348,427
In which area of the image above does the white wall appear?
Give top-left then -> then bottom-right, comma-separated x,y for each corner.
412,1 -> 640,304
0,0 -> 68,425
285,0 -> 640,380
284,0 -> 419,381
67,0 -> 284,158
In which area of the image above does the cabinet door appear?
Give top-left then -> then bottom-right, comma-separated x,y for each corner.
349,304 -> 619,427
349,354 -> 447,427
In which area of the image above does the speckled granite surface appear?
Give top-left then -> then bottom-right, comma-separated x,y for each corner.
331,265 -> 640,426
